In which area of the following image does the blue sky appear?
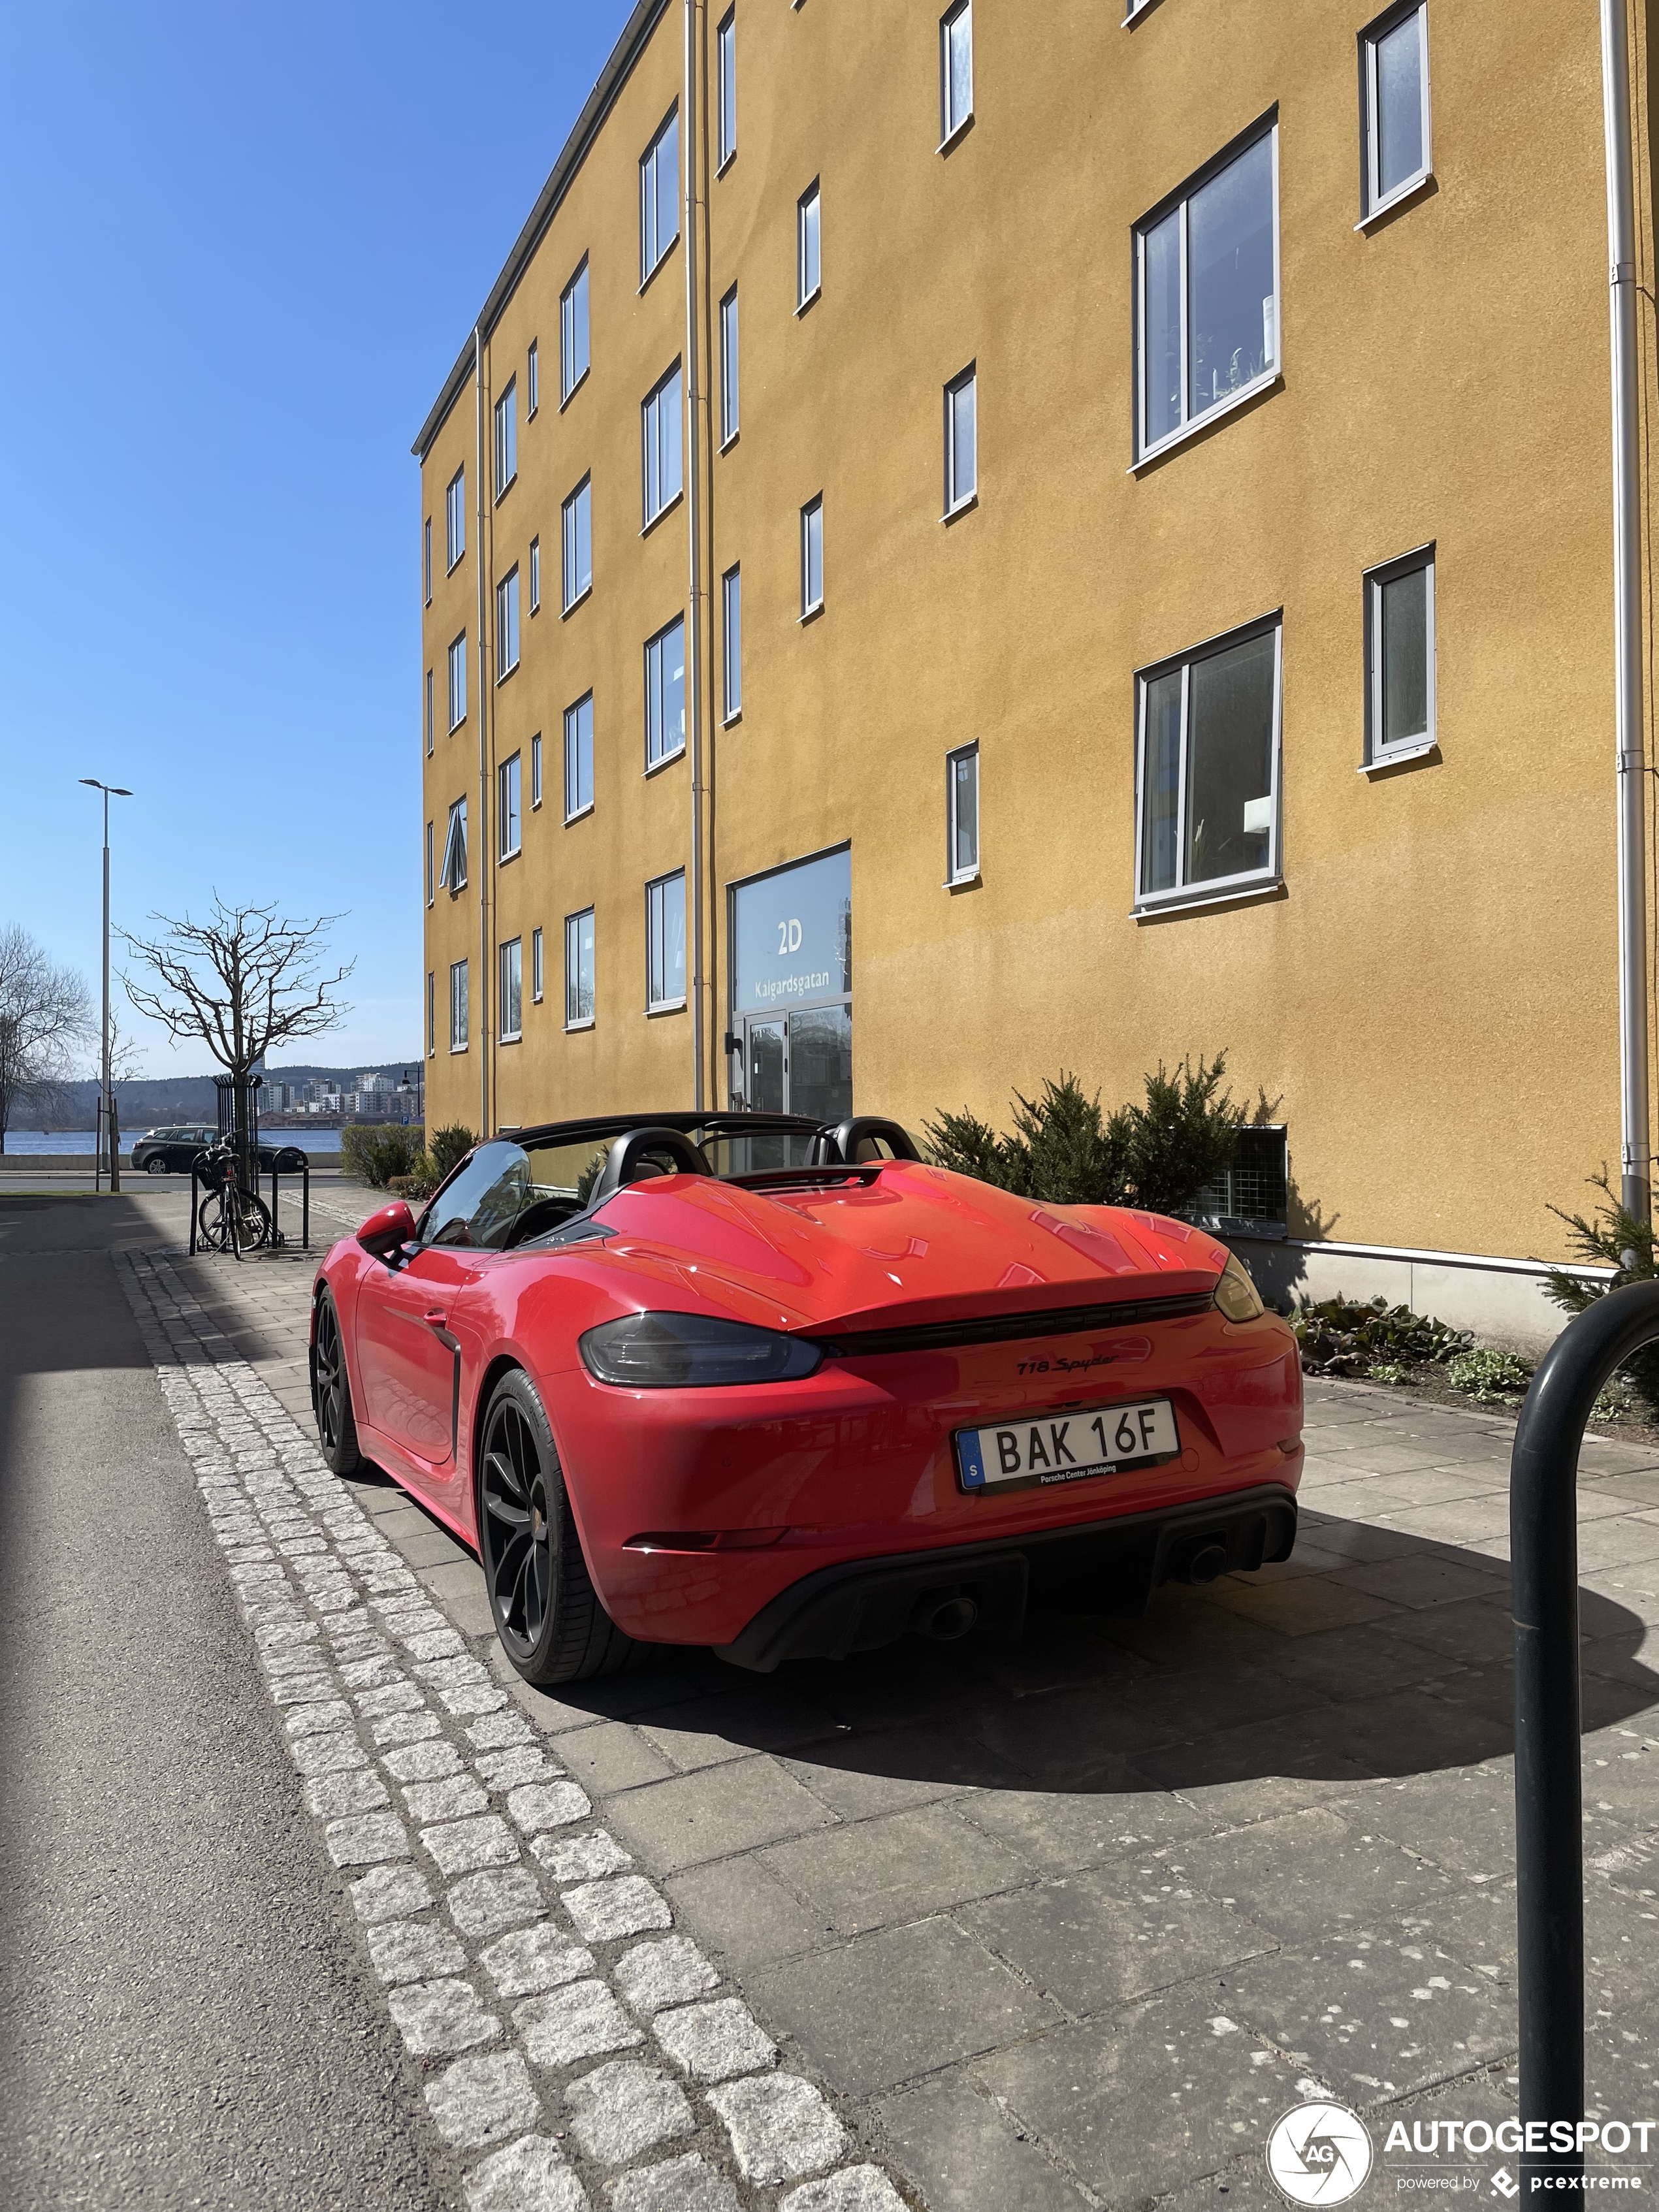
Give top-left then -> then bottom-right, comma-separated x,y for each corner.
0,1 -> 633,1076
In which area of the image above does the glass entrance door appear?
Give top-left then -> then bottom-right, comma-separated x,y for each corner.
747,1020 -> 785,1114
739,1006 -> 851,1124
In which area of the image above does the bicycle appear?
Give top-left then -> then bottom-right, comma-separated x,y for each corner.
193,1140 -> 274,1255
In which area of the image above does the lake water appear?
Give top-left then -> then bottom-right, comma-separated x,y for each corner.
3,1128 -> 347,1156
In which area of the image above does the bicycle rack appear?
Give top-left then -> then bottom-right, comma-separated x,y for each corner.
270,1155 -> 310,1251
1509,1278 -> 1659,2193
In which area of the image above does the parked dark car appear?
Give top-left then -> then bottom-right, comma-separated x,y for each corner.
131,1126 -> 306,1175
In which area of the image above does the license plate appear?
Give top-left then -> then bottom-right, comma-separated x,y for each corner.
955,1398 -> 1180,1496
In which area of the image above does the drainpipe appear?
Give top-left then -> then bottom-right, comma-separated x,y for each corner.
475,324 -> 491,1139
1602,0 -> 1651,1238
684,0 -> 708,1112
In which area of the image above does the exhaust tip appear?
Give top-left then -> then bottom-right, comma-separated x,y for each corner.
1184,1540 -> 1231,1586
916,1594 -> 979,1642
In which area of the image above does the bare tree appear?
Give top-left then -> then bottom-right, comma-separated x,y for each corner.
122,900 -> 353,1170
0,925 -> 95,1154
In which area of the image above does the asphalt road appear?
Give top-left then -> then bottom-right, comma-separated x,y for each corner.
0,1193 -> 455,2211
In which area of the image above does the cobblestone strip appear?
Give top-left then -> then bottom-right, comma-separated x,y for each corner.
118,1247 -> 909,2212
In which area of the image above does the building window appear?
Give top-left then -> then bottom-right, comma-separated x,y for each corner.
498,752 -> 521,858
425,667 -> 434,756
800,496 -> 824,617
496,566 -> 520,677
565,693 -> 594,819
719,287 -> 739,445
494,379 -> 517,497
717,8 -> 737,168
527,339 -> 539,417
641,108 -> 680,285
645,617 -> 686,769
566,909 -> 596,1028
445,466 -> 466,570
440,797 -> 468,891
499,938 -> 523,1042
529,536 -> 540,613
722,565 -> 741,721
1361,4 -> 1430,219
647,870 -> 687,1010
427,970 -> 436,1057
562,475 -> 592,610
532,926 -> 544,1002
531,731 -> 542,809
1135,617 -> 1281,910
1364,547 -> 1435,763
1136,125 -> 1278,462
423,517 -> 432,604
797,180 -> 821,308
946,743 -> 979,882
940,1 -> 972,144
561,257 -> 590,400
449,959 -> 469,1051
447,632 -> 467,728
944,364 -> 976,512
641,361 -> 684,527
425,819 -> 435,906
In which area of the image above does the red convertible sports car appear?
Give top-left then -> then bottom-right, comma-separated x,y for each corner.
310,1111 -> 1302,1684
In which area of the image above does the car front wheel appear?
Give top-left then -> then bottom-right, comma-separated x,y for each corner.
477,1368 -> 635,1685
145,1156 -> 168,1176
311,1290 -> 362,1476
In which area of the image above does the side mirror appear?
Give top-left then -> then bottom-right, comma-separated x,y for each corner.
358,1200 -> 416,1262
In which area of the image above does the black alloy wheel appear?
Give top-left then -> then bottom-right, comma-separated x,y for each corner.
475,1369 -> 636,1686
311,1290 -> 361,1474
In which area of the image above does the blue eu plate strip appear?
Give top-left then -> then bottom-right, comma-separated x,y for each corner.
958,1431 -> 986,1490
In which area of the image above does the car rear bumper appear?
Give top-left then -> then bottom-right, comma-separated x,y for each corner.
713,1481 -> 1298,1672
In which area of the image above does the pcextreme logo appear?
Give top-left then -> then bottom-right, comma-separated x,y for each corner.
1268,2102 -> 1377,2205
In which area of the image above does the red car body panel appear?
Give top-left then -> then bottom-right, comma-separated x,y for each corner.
316,1161 -> 1303,1650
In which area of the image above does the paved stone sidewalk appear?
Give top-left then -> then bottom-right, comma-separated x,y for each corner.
138,1222 -> 1659,2209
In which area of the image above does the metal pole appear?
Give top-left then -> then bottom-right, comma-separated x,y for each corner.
1509,1280 -> 1659,2192
1602,0 -> 1651,1238
474,324 -> 491,1140
683,0 -> 708,1114
101,789 -> 111,1189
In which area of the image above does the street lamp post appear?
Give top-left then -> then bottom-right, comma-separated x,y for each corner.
80,779 -> 132,1192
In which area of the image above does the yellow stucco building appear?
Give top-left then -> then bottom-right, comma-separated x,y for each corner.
414,0 -> 1659,1344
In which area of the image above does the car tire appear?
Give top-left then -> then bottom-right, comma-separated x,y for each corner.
311,1289 -> 363,1476
477,1367 -> 636,1686
146,1156 -> 167,1176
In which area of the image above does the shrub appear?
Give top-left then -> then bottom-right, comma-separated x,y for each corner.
1445,1347 -> 1533,1406
922,1055 -> 1238,1214
1291,1294 -> 1470,1378
1542,1168 -> 1659,1415
340,1123 -> 426,1189
428,1124 -> 476,1181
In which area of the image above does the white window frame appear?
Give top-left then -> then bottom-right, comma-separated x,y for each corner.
445,466 -> 465,570
425,667 -> 434,756
496,566 -> 520,678
562,475 -> 592,612
565,908 -> 596,1030
447,632 -> 467,729
560,257 -> 590,402
1133,614 -> 1283,915
1133,121 -> 1281,467
498,752 -> 521,859
527,339 -> 539,417
425,819 -> 434,907
440,797 -> 468,891
498,938 -> 523,1043
946,742 -> 980,884
1359,2 -> 1432,225
719,285 -> 739,447
423,517 -> 432,604
646,869 -> 688,1012
494,378 -> 517,498
645,615 -> 687,770
449,958 -> 469,1052
1363,544 -> 1436,767
531,925 -> 544,1002
641,361 -> 685,528
427,970 -> 436,1058
531,731 -> 542,809
939,1 -> 973,149
529,536 -> 540,613
722,564 -> 741,722
800,495 -> 824,618
717,8 -> 737,170
944,362 -> 976,515
640,106 -> 681,286
797,180 -> 821,310
564,693 -> 595,821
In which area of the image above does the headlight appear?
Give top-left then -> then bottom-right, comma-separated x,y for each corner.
1213,1251 -> 1266,1323
580,1311 -> 823,1388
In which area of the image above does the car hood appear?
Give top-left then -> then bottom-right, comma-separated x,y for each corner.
572,1162 -> 1229,1337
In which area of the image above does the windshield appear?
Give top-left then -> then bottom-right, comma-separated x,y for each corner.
419,1135 -> 615,1249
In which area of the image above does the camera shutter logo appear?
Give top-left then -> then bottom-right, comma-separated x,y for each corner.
1266,2101 -> 1375,2205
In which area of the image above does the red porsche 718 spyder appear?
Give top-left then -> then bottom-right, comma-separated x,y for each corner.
310,1112 -> 1302,1685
